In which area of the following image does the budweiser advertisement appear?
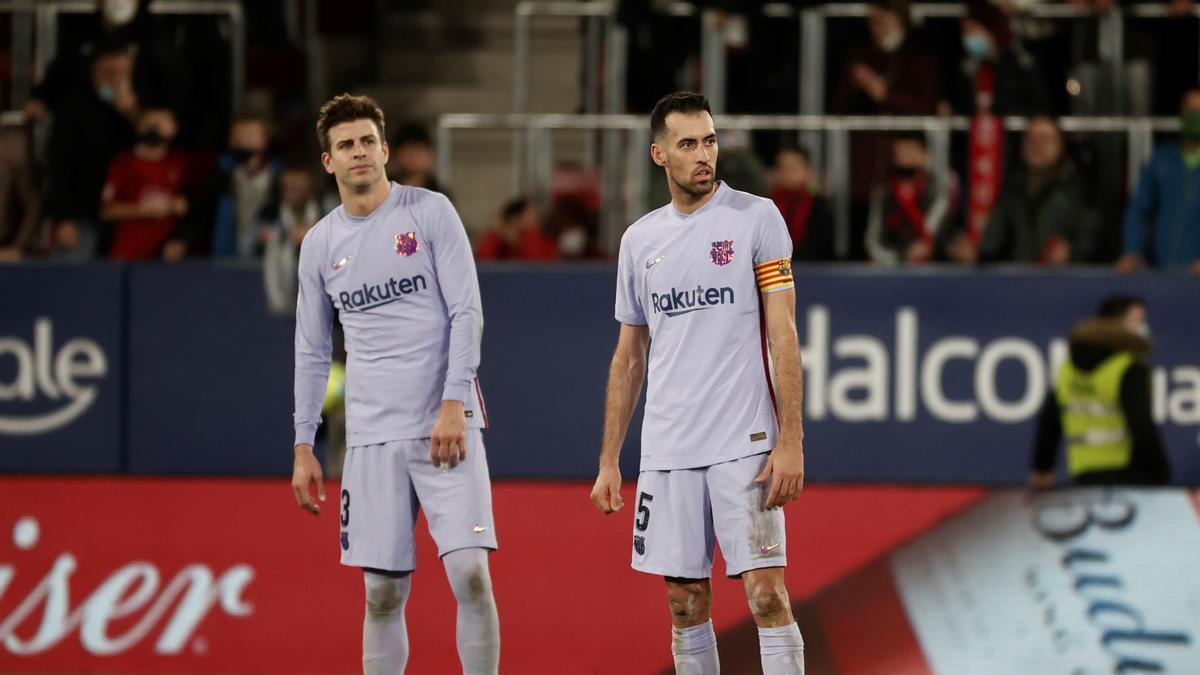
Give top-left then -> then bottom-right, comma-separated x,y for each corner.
2,478 -> 1198,674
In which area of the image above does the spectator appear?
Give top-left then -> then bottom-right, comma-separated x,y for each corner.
262,163 -> 332,314
387,122 -> 451,198
46,43 -> 139,260
769,146 -> 834,262
476,196 -> 557,261
545,196 -> 601,260
865,134 -> 959,265
715,129 -> 768,197
1030,295 -> 1170,487
976,116 -> 1098,265
1117,88 -> 1200,274
24,0 -> 186,122
944,0 -> 1049,117
184,112 -> 281,259
100,106 -> 189,261
0,124 -> 41,261
832,0 -> 940,259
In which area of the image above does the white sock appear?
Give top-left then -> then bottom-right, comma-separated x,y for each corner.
443,548 -> 500,675
758,623 -> 805,675
362,571 -> 411,675
671,620 -> 719,674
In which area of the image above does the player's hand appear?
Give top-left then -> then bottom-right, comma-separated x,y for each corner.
756,442 -> 805,509
292,444 -> 325,516
590,464 -> 623,514
431,400 -> 467,469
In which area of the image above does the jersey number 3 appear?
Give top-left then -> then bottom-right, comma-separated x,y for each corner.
635,492 -> 654,532
341,489 -> 351,527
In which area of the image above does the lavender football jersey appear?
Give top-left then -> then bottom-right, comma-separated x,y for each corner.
615,182 -> 795,471
294,183 -> 486,448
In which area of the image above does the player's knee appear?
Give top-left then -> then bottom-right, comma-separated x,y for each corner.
746,581 -> 790,623
666,582 -> 710,624
364,574 -> 407,617
451,565 -> 494,605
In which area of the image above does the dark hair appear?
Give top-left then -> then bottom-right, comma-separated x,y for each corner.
650,91 -> 712,140
891,131 -> 927,149
868,0 -> 911,26
391,122 -> 433,148
502,196 -> 532,221
776,145 -> 811,164
316,93 -> 386,153
91,40 -> 133,65
1096,295 -> 1144,320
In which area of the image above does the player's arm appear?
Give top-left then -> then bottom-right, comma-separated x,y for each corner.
755,287 -> 806,508
427,194 -> 483,469
590,323 -> 649,514
292,226 -> 334,515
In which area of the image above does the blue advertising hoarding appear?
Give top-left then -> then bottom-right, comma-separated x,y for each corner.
0,264 -> 123,472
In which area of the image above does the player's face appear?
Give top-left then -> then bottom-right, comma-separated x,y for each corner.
652,111 -> 718,199
322,119 -> 389,193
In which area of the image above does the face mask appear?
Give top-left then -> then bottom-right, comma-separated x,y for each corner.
878,29 -> 905,54
103,0 -> 137,26
963,33 -> 991,59
138,130 -> 169,147
1134,323 -> 1151,338
558,227 -> 587,258
1181,111 -> 1200,141
229,148 -> 256,165
97,85 -> 116,103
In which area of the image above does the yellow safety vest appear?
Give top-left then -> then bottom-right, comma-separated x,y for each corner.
1055,352 -> 1135,476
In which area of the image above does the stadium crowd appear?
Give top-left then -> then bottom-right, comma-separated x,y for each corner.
0,0 -> 1196,273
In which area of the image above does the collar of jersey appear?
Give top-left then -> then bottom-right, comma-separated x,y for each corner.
342,182 -> 400,222
669,181 -> 727,220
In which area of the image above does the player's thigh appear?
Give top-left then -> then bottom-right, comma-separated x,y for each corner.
408,430 -> 498,557
706,452 -> 787,577
340,441 -> 420,572
631,468 -> 715,579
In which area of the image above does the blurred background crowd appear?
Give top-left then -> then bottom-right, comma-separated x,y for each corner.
0,0 -> 1196,274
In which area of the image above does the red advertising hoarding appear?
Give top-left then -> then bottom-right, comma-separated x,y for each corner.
10,479 -> 1191,673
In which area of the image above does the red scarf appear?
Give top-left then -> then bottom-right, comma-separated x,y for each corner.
967,64 -> 1002,244
888,175 -> 933,244
772,188 -> 815,245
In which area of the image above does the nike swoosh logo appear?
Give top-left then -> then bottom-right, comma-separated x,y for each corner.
473,526 -> 490,534
758,542 -> 781,554
646,255 -> 666,269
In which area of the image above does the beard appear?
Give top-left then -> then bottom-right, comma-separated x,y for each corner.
672,168 -> 715,199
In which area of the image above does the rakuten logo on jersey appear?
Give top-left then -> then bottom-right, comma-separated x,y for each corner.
651,285 -> 735,317
0,318 -> 107,435
801,305 -> 1200,430
338,274 -> 428,312
0,516 -> 254,657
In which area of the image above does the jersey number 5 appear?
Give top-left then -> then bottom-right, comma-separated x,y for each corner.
635,492 -> 654,532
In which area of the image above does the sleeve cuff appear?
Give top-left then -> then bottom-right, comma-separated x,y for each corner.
294,423 -> 318,447
442,381 -> 471,404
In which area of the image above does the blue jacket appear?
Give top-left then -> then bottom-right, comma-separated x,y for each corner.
1123,143 -> 1200,269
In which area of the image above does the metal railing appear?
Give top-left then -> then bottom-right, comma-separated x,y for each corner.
438,113 -> 1178,256
1,0 -> 245,112
514,2 -> 1200,125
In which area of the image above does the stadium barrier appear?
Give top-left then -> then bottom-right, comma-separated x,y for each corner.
1,263 -> 1197,483
1,478 -> 1195,673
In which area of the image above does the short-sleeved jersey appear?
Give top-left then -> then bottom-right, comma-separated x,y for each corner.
293,183 -> 486,448
616,182 -> 794,471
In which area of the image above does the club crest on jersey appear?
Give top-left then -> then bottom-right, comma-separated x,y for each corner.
710,240 -> 734,266
394,232 -> 420,256
634,535 -> 646,555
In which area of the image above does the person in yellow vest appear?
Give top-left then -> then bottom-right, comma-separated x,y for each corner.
1030,295 -> 1171,487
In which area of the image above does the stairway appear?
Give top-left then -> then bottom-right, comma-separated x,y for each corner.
359,0 -> 588,235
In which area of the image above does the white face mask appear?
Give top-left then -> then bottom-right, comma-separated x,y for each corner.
878,29 -> 905,53
1134,323 -> 1151,339
558,227 -> 587,258
104,0 -> 137,26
